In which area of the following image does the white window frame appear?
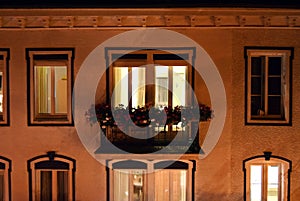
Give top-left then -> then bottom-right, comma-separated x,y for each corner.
0,156 -> 12,201
245,48 -> 293,125
27,49 -> 74,125
107,159 -> 194,201
0,49 -> 9,126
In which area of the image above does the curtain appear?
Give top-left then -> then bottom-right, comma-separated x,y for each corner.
35,66 -> 51,114
113,68 -> 129,107
132,67 -> 145,108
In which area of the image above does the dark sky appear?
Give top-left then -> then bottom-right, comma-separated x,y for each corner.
0,0 -> 300,9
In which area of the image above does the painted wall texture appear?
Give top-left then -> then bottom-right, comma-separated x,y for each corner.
0,8 -> 299,201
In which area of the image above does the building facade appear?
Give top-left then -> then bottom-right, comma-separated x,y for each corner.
0,7 -> 299,201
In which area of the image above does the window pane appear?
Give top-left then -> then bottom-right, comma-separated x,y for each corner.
251,96 -> 262,116
114,170 -> 129,201
173,66 -> 187,106
57,171 -> 68,201
35,66 -> 67,114
40,171 -> 52,201
113,68 -> 128,107
155,169 -> 187,201
251,77 -> 262,95
0,172 -> 3,201
132,170 -> 145,201
155,66 -> 169,107
268,77 -> 281,95
132,67 -> 145,108
268,57 -> 282,75
54,67 -> 67,114
114,169 -> 145,201
250,165 -> 262,201
267,165 -> 279,201
251,57 -> 263,75
268,96 -> 281,115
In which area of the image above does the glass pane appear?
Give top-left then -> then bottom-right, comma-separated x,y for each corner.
268,57 -> 282,75
268,96 -> 281,115
173,66 -> 187,107
251,57 -> 263,75
268,77 -> 281,95
155,169 -> 187,201
35,66 -> 67,114
35,66 -> 52,114
54,67 -> 67,114
132,170 -> 145,201
155,66 -> 169,107
251,96 -> 262,116
267,165 -> 279,201
57,171 -> 68,201
113,67 -> 128,107
0,172 -> 3,201
132,67 -> 145,108
0,72 -> 3,114
40,171 -> 52,201
251,77 -> 262,95
250,165 -> 262,201
114,170 -> 129,201
114,169 -> 145,201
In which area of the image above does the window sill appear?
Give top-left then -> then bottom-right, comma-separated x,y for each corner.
30,114 -> 73,126
246,118 -> 291,125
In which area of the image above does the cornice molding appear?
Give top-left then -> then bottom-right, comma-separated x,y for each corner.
0,8 -> 299,29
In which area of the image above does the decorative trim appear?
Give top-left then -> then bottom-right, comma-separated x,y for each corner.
0,8 -> 300,28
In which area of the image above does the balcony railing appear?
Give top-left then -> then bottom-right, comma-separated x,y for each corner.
87,103 -> 212,154
96,121 -> 200,154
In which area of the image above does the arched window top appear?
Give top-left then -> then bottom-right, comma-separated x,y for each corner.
108,159 -> 195,170
154,160 -> 190,169
111,160 -> 147,169
243,151 -> 292,171
35,160 -> 70,170
27,151 -> 76,171
0,156 -> 11,171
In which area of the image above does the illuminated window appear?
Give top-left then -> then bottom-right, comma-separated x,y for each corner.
0,156 -> 11,201
26,48 -> 74,125
245,47 -> 293,125
0,49 -> 10,125
108,50 -> 193,109
108,160 -> 194,201
243,152 -> 292,201
28,152 -> 76,201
